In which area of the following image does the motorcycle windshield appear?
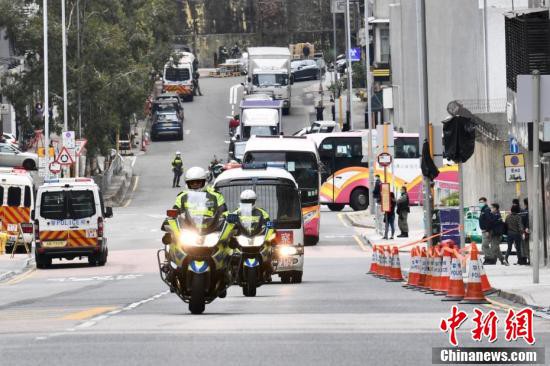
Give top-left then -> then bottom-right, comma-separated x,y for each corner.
238,203 -> 262,237
180,191 -> 218,234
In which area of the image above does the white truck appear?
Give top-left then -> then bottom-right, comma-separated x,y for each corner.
163,51 -> 196,102
246,47 -> 292,115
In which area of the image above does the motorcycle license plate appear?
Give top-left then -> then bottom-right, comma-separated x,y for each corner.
42,241 -> 67,248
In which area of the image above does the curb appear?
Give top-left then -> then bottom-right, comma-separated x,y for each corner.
0,256 -> 35,283
343,212 -> 376,229
490,289 -> 528,306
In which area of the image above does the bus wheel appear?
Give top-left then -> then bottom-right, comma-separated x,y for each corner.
327,204 -> 344,212
305,236 -> 318,246
350,188 -> 369,211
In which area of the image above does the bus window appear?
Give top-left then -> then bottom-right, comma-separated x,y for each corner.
7,186 -> 21,207
0,186 -> 3,205
24,186 -> 31,208
395,137 -> 419,159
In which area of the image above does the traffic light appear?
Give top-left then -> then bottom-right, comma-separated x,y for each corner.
442,116 -> 476,163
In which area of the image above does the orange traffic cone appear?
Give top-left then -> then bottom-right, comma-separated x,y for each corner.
368,245 -> 378,275
416,247 -> 428,290
430,245 -> 444,295
388,246 -> 403,282
478,251 -> 497,295
461,244 -> 489,304
420,246 -> 433,291
437,244 -> 453,295
383,246 -> 392,278
375,246 -> 384,277
442,249 -> 465,301
403,247 -> 419,288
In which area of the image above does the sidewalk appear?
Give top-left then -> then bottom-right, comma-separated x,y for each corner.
348,208 -> 550,311
0,254 -> 33,282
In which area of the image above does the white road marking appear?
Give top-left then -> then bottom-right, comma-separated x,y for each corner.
47,274 -> 144,283
130,156 -> 137,168
184,130 -> 191,135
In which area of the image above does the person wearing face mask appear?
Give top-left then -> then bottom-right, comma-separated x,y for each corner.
478,197 -> 495,264
396,186 -> 410,238
489,203 -> 508,266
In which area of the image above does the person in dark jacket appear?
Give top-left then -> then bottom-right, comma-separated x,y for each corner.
519,198 -> 530,265
383,192 -> 396,240
505,204 -> 525,265
396,186 -> 410,237
372,175 -> 382,204
478,197 -> 494,263
490,203 -> 508,266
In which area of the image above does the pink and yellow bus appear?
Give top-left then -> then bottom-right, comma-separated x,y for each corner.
307,131 -> 458,211
243,136 -> 321,245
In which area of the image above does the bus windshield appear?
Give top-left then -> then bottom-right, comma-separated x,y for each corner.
243,151 -> 319,204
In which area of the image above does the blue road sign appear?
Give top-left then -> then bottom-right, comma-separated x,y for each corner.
349,47 -> 361,62
509,136 -> 519,154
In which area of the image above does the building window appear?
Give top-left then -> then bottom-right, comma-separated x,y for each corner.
379,25 -> 390,63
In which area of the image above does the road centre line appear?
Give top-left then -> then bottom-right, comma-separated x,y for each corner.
62,306 -> 117,321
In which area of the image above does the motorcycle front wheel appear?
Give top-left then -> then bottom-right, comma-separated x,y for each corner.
189,274 -> 206,314
243,267 -> 257,297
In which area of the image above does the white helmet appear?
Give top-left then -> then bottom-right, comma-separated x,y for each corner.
175,151 -> 181,156
185,166 -> 207,191
240,189 -> 257,205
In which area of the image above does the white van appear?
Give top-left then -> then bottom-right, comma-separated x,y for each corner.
0,168 -> 35,250
34,178 -> 113,268
214,166 -> 305,284
239,108 -> 280,139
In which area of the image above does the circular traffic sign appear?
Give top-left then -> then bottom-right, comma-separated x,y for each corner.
511,155 -> 519,165
377,152 -> 393,167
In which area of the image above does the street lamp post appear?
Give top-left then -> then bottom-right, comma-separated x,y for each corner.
365,0 -> 375,215
61,0 -> 68,132
43,0 -> 50,179
344,0 -> 353,130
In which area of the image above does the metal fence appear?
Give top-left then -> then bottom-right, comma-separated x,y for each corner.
99,153 -> 124,192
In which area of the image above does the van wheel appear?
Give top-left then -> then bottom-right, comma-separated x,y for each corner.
327,204 -> 344,212
98,248 -> 108,266
35,253 -> 51,269
291,271 -> 303,283
350,188 -> 369,211
280,274 -> 291,284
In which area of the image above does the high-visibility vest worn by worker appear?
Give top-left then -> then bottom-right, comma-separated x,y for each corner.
172,156 -> 183,174
174,187 -> 226,230
228,206 -> 274,239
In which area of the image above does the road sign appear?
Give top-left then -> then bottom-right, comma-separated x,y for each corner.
381,183 -> 391,213
75,139 -> 87,157
63,130 -> 76,148
509,137 -> 519,154
331,0 -> 345,13
377,152 -> 393,167
349,47 -> 361,62
56,146 -> 74,165
504,153 -> 525,182
49,162 -> 61,174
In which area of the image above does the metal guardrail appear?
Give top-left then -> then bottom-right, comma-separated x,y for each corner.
100,153 -> 124,192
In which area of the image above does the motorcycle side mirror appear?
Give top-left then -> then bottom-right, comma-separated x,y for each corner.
166,209 -> 178,218
226,213 -> 238,224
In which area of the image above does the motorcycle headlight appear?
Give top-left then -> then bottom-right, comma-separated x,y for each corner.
178,229 -> 200,246
279,246 -> 298,256
253,236 -> 265,246
203,233 -> 220,247
237,235 -> 250,247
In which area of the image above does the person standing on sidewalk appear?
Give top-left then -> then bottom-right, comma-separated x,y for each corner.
490,203 -> 508,265
193,71 -> 203,96
315,100 -> 325,121
373,175 -> 382,204
505,204 -> 525,265
396,186 -> 410,238
520,198 -> 530,265
171,152 -> 184,188
479,197 -> 495,264
383,192 -> 396,240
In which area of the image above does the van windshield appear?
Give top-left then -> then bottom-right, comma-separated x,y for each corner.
40,190 -> 96,220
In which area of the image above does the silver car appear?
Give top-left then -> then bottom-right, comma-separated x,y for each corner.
0,143 -> 38,170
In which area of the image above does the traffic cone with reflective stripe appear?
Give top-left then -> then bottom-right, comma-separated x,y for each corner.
375,246 -> 384,277
416,247 -> 428,290
437,244 -> 453,295
430,245 -> 444,295
460,244 -> 489,304
478,252 -> 497,295
383,246 -> 392,278
420,246 -> 433,291
388,246 -> 403,282
368,245 -> 378,275
403,247 -> 419,288
442,249 -> 465,301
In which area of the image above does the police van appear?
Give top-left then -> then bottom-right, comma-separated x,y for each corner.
0,168 -> 35,250
34,178 -> 113,268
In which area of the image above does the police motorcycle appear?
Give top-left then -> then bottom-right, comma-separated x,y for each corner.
158,191 -> 233,314
227,200 -> 275,297
208,155 -> 225,182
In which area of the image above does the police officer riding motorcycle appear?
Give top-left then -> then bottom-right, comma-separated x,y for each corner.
158,167 -> 233,314
227,190 -> 275,297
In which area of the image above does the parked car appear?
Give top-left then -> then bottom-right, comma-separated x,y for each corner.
151,112 -> 183,141
291,60 -> 320,81
152,99 -> 183,121
155,93 -> 184,113
0,143 -> 38,170
2,133 -> 17,146
294,121 -> 338,136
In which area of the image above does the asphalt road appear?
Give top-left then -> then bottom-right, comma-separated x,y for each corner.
0,77 -> 549,366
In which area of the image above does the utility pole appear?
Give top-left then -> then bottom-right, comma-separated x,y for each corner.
483,0 -> 490,111
531,70 -> 540,284
416,0 -> 433,245
43,0 -> 50,178
77,0 -> 82,138
345,0 -> 353,130
365,0 -> 375,215
61,0 -> 68,132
